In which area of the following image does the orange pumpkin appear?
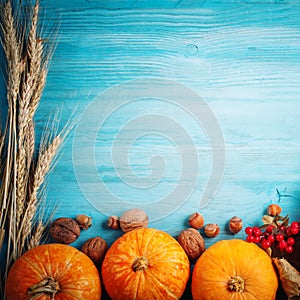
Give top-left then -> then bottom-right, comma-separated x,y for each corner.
192,239 -> 278,300
101,228 -> 190,300
6,244 -> 101,300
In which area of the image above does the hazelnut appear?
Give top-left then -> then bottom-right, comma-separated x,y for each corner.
204,223 -> 220,238
178,228 -> 206,261
107,216 -> 120,230
188,213 -> 204,229
228,216 -> 243,234
267,204 -> 282,216
75,214 -> 92,230
119,208 -> 148,232
81,237 -> 108,265
50,217 -> 81,244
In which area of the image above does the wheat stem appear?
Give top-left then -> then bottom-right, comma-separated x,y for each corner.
1,1 -> 22,211
16,147 -> 27,227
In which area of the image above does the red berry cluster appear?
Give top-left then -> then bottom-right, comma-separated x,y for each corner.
245,221 -> 299,254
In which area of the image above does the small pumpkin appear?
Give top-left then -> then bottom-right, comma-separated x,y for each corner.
6,244 -> 101,300
192,239 -> 278,300
101,228 -> 190,300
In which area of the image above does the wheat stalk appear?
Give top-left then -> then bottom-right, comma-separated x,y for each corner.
17,135 -> 62,253
31,135 -> 62,198
28,66 -> 47,120
0,1 -> 22,269
25,120 -> 35,170
16,147 -> 27,227
1,2 -> 63,297
18,0 -> 42,146
0,1 -> 21,215
27,220 -> 44,250
2,1 -> 23,106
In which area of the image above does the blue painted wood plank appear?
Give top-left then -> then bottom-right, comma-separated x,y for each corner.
1,1 -> 299,257
32,1 -> 300,253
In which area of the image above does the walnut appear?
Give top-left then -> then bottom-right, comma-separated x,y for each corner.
178,228 -> 206,261
81,237 -> 108,265
119,208 -> 148,232
49,217 -> 80,244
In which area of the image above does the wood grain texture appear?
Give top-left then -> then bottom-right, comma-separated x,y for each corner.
35,0 -> 300,245
1,0 -> 299,293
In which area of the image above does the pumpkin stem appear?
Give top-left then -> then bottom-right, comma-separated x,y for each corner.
132,256 -> 148,272
27,276 -> 60,300
228,275 -> 245,293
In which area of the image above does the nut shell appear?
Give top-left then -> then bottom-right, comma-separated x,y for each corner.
188,213 -> 205,229
76,214 -> 92,230
204,223 -> 220,238
229,216 -> 243,234
178,228 -> 206,260
50,217 -> 81,244
107,216 -> 120,230
119,208 -> 148,232
267,204 -> 282,216
81,236 -> 108,265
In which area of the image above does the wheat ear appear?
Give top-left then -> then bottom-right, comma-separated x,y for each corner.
25,120 -> 35,170
29,67 -> 47,120
18,1 -> 43,145
0,1 -> 22,213
17,135 -> 61,251
2,1 -> 23,106
27,220 -> 44,250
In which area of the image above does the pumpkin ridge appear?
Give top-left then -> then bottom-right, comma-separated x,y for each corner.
242,268 -> 276,282
48,244 -> 79,282
124,271 -> 144,299
141,228 -> 158,257
144,268 -> 179,300
57,286 -> 90,300
21,253 -> 48,279
226,240 -> 247,281
134,270 -> 145,300
145,241 -> 186,262
147,240 -> 179,254
150,259 -> 189,266
227,240 -> 262,285
21,244 -> 69,277
197,251 -> 231,279
46,244 -> 55,279
242,291 -> 261,300
242,269 -> 278,298
232,241 -> 260,280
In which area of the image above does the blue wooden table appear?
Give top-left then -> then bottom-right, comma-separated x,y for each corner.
7,0 -> 300,297
37,0 -> 300,245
